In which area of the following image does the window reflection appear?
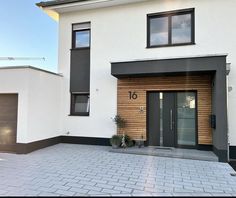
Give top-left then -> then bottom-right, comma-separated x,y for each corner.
172,14 -> 191,44
150,17 -> 168,45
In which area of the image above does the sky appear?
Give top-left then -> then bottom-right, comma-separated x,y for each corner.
0,0 -> 58,72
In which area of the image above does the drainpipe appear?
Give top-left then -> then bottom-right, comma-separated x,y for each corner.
226,63 -> 231,162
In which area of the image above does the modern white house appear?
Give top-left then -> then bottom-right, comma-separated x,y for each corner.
0,0 -> 235,162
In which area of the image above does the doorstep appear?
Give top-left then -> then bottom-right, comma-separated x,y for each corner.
109,146 -> 219,162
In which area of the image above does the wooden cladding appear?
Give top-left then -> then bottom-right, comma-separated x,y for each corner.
117,75 -> 212,145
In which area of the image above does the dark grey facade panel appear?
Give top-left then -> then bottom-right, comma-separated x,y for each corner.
70,49 -> 90,93
111,56 -> 226,77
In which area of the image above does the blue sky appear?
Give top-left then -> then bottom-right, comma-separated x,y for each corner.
0,0 -> 58,72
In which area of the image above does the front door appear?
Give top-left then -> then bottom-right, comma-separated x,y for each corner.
148,91 -> 197,148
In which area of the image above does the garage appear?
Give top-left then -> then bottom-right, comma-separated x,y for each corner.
0,94 -> 18,152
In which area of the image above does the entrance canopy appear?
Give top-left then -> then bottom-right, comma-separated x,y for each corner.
111,55 -> 227,78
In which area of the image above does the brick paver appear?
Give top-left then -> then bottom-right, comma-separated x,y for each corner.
0,143 -> 235,196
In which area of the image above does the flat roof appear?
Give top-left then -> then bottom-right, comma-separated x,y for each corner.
0,66 -> 63,77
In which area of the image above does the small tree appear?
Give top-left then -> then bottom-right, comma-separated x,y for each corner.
113,115 -> 127,148
113,115 -> 126,129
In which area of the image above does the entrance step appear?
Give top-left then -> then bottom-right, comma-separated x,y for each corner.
109,147 -> 219,162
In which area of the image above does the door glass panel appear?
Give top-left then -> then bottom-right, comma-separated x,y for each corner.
177,92 -> 196,146
159,92 -> 163,146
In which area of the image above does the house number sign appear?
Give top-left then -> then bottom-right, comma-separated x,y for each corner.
129,91 -> 138,100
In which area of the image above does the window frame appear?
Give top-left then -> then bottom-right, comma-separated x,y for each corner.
147,8 -> 195,48
70,93 -> 90,116
72,22 -> 91,50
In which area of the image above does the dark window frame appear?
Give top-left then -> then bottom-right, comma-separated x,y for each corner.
70,93 -> 90,116
72,22 -> 91,50
147,8 -> 195,48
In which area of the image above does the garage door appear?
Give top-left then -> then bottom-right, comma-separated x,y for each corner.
0,94 -> 18,152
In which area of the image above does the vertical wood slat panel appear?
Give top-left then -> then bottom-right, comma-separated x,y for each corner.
117,75 -> 212,145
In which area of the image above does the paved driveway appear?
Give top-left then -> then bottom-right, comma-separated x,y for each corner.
0,144 -> 236,197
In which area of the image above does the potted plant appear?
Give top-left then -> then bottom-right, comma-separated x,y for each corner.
124,134 -> 135,147
110,135 -> 122,149
112,115 -> 127,148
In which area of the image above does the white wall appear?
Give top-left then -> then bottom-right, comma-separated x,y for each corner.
26,69 -> 63,142
58,0 -> 236,145
0,67 -> 63,143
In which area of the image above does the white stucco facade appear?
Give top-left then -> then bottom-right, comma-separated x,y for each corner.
56,0 -> 236,146
0,0 -> 235,151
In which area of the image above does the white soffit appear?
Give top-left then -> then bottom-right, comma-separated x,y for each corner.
44,0 -> 149,14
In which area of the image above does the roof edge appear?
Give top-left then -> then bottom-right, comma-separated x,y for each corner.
111,54 -> 228,64
0,66 -> 63,77
36,0 -> 88,8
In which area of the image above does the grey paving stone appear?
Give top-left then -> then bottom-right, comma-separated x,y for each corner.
65,182 -> 84,188
118,179 -> 136,185
210,193 -> 233,197
87,190 -> 108,195
82,185 -> 102,192
183,186 -> 204,192
0,144 -> 234,197
78,180 -> 96,186
113,186 -> 133,193
91,179 -> 107,184
0,189 -> 8,195
145,187 -> 166,193
107,181 -> 125,187
172,192 -> 194,196
39,192 -> 61,196
191,192 -> 212,196
151,192 -> 173,197
56,189 -> 76,196
126,184 -> 144,190
96,183 -> 114,189
101,188 -> 121,194
37,186 -> 58,193
69,187 -> 89,194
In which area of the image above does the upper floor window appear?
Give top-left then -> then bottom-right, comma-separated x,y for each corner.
72,22 -> 91,49
147,8 -> 194,48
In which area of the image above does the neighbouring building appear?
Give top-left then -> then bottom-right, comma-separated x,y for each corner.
0,0 -> 235,162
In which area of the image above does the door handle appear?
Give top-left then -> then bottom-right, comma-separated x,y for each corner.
170,109 -> 173,131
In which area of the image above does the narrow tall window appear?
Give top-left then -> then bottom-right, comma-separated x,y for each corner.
147,8 -> 194,47
70,22 -> 91,116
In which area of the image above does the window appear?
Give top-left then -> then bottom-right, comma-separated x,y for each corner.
72,22 -> 90,49
71,93 -> 90,116
147,8 -> 194,47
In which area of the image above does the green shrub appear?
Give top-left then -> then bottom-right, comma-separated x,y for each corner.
110,135 -> 122,147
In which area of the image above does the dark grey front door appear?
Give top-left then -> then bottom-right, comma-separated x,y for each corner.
148,91 -> 196,148
163,93 -> 175,147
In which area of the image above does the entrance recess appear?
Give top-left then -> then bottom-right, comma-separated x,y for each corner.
148,91 -> 197,148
